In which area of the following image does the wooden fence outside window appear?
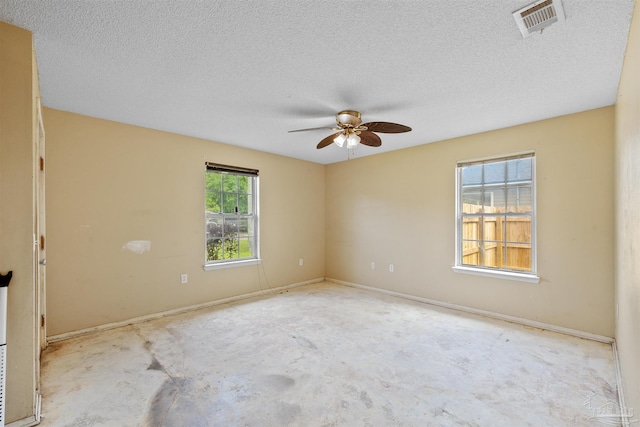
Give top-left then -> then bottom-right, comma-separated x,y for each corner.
461,204 -> 532,272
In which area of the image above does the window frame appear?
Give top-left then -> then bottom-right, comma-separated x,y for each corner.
453,152 -> 540,283
204,163 -> 260,271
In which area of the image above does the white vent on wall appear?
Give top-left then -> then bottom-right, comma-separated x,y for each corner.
513,0 -> 565,38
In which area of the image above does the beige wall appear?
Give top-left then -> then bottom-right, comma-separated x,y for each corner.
44,109 -> 325,335
12,8 -> 633,418
615,0 -> 639,417
326,107 -> 615,337
0,22 -> 39,424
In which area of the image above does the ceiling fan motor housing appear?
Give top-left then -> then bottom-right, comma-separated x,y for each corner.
336,110 -> 362,127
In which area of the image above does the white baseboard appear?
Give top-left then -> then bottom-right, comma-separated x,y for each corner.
48,278 -> 324,343
326,277 -> 614,344
50,276 -> 614,345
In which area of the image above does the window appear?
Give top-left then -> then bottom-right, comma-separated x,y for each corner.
455,153 -> 538,281
205,163 -> 259,269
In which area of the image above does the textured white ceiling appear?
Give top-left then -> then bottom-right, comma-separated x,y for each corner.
0,1 -> 635,164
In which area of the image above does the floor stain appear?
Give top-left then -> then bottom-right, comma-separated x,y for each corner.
276,401 -> 302,425
147,356 -> 164,372
264,374 -> 296,391
135,328 -> 172,377
360,390 -> 373,408
146,377 -> 190,426
293,335 -> 318,350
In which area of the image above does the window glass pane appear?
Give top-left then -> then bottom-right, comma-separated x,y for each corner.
222,174 -> 238,192
206,242 -> 221,261
221,236 -> 239,260
483,216 -> 499,244
506,216 -> 531,243
507,158 -> 532,182
237,194 -> 249,214
223,193 -> 237,214
462,189 -> 482,213
239,237 -> 253,259
484,161 -> 505,185
248,236 -> 255,257
237,175 -> 250,195
206,192 -> 221,213
462,165 -> 482,185
207,221 -> 222,243
224,218 -> 239,237
206,218 -> 224,262
205,172 -> 222,192
246,215 -> 255,236
482,240 -> 500,268
505,244 -> 531,272
461,240 -> 480,266
220,218 -> 239,259
462,217 -> 481,241
247,195 -> 254,215
206,219 -> 223,240
483,188 -> 505,213
506,186 -> 532,213
236,217 -> 250,234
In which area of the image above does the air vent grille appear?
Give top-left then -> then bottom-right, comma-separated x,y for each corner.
513,0 -> 565,38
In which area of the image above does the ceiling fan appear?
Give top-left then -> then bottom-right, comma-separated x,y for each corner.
288,110 -> 412,150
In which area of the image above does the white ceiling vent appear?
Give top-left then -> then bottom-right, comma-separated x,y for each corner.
513,0 -> 565,38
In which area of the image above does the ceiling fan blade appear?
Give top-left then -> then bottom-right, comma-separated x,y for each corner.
288,126 -> 334,133
358,131 -> 382,147
361,122 -> 412,133
317,132 -> 342,149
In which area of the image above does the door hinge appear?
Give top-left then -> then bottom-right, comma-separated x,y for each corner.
40,157 -> 44,171
40,235 -> 45,250
41,315 -> 45,328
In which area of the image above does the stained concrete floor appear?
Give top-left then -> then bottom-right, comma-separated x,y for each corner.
39,282 -> 620,426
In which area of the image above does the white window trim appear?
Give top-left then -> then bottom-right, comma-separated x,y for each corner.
454,152 -> 538,281
204,258 -> 262,271
452,265 -> 540,283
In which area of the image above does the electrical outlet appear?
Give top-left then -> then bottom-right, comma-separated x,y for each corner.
389,264 -> 394,273
299,258 -> 304,266
370,262 -> 375,270
181,273 -> 188,284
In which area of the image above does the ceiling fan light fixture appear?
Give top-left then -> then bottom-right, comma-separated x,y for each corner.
333,133 -> 347,147
346,133 -> 360,149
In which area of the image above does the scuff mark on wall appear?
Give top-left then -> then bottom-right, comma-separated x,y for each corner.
122,240 -> 151,254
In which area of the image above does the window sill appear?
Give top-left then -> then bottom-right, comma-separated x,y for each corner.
204,259 -> 262,271
452,266 -> 540,284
